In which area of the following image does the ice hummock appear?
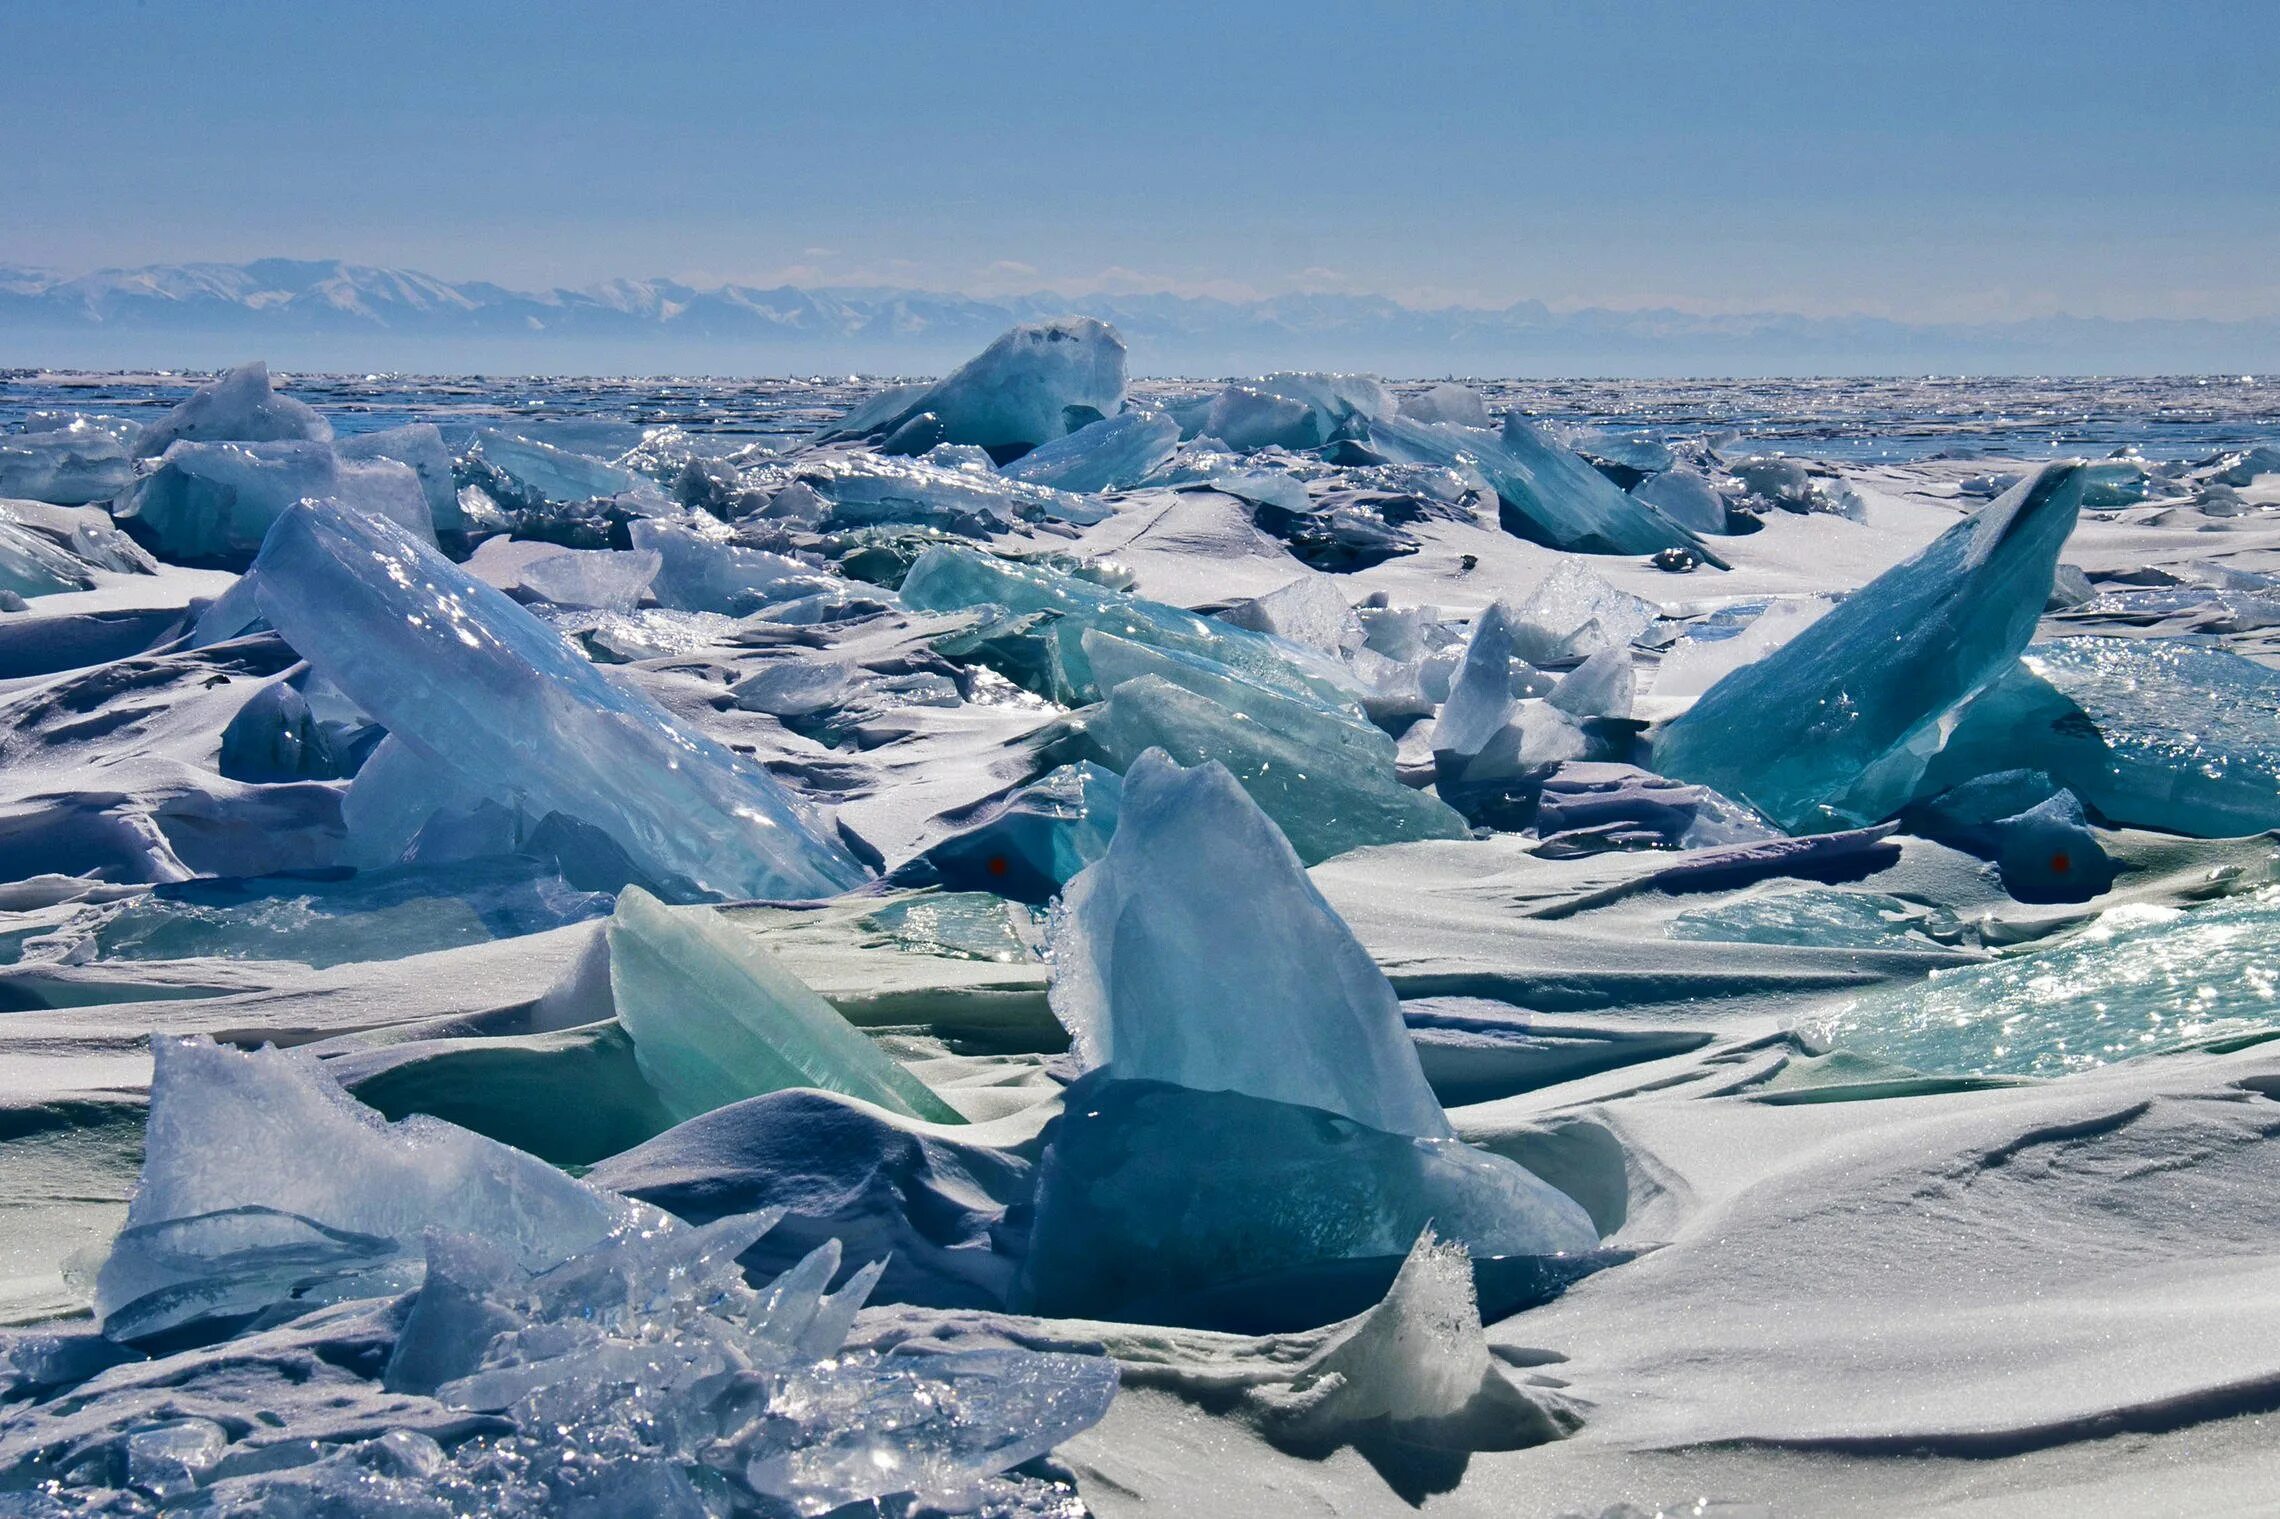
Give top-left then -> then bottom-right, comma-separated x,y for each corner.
244,497 -> 868,902
1653,462 -> 2086,830
130,360 -> 334,459
607,884 -> 966,1125
821,318 -> 1128,456
118,439 -> 436,566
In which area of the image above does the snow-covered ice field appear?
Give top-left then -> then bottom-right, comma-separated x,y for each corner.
4,335 -> 2280,1515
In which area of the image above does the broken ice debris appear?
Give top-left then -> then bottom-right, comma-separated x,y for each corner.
1052,749 -> 1454,1138
95,1034 -> 646,1343
0,513 -> 101,599
1365,409 -> 1724,563
118,439 -> 435,566
793,448 -> 1103,534
247,498 -> 867,901
899,541 -> 1361,708
607,884 -> 965,1125
130,360 -> 333,459
1806,889 -> 2280,1079
1653,462 -> 2085,830
515,544 -> 662,612
1922,636 -> 2280,839
1001,408 -> 1180,492
821,318 -> 1128,456
627,514 -> 828,613
465,427 -> 673,516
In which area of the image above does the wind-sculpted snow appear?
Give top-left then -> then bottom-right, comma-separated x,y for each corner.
246,498 -> 868,901
1655,462 -> 2086,829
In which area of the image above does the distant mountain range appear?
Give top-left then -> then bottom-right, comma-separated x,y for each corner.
4,258 -> 2277,377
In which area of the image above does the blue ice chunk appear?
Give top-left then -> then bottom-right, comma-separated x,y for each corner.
1631,467 -> 1731,535
247,498 -> 867,901
913,761 -> 1123,903
1991,791 -> 2115,903
515,545 -> 662,613
1049,750 -> 1455,1137
0,517 -> 97,598
467,428 -> 671,512
819,318 -> 1127,454
1807,889 -> 2280,1078
1922,636 -> 2280,838
118,441 -> 435,566
1084,670 -> 1466,862
899,542 -> 1360,707
1001,409 -> 1179,492
1174,373 -> 1399,451
1365,411 -> 1723,563
1653,463 -> 2086,830
1019,1071 -> 1600,1324
131,361 -> 332,459
1400,383 -> 1493,429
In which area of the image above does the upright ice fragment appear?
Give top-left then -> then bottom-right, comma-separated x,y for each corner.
247,499 -> 866,901
1653,463 -> 2085,830
821,319 -> 1128,455
131,361 -> 332,458
608,885 -> 964,1124
1050,750 -> 1453,1137
335,423 -> 459,528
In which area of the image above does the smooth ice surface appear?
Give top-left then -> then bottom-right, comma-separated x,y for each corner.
824,318 -> 1127,453
1050,750 -> 1453,1138
1924,636 -> 2280,837
130,361 -> 333,458
248,499 -> 867,901
1807,890 -> 2280,1077
1001,408 -> 1179,492
96,1035 -> 645,1341
119,440 -> 435,565
607,885 -> 966,1124
1654,463 -> 2085,829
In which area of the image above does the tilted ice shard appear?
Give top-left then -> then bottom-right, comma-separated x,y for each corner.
1921,636 -> 2280,838
0,425 -> 134,505
821,318 -> 1128,454
1216,573 -> 1365,653
1086,669 -> 1468,863
607,885 -> 966,1125
515,545 -> 662,612
1050,749 -> 1454,1136
1434,603 -> 1523,762
96,1035 -> 646,1342
119,440 -> 436,566
0,516 -> 98,598
1364,410 -> 1723,563
899,542 -> 1361,707
468,427 -> 672,510
247,499 -> 867,901
1653,462 -> 2085,830
131,361 -> 333,459
1001,408 -> 1180,492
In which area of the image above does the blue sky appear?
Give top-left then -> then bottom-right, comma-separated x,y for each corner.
7,0 -> 2277,321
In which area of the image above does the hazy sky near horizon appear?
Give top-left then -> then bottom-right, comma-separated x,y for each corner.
9,0 -> 2277,323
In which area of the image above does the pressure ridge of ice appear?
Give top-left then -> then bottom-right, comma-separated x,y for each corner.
12,333 -> 2280,1516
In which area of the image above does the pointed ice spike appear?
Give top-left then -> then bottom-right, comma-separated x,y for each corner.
1049,749 -> 1454,1138
1652,462 -> 2086,830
